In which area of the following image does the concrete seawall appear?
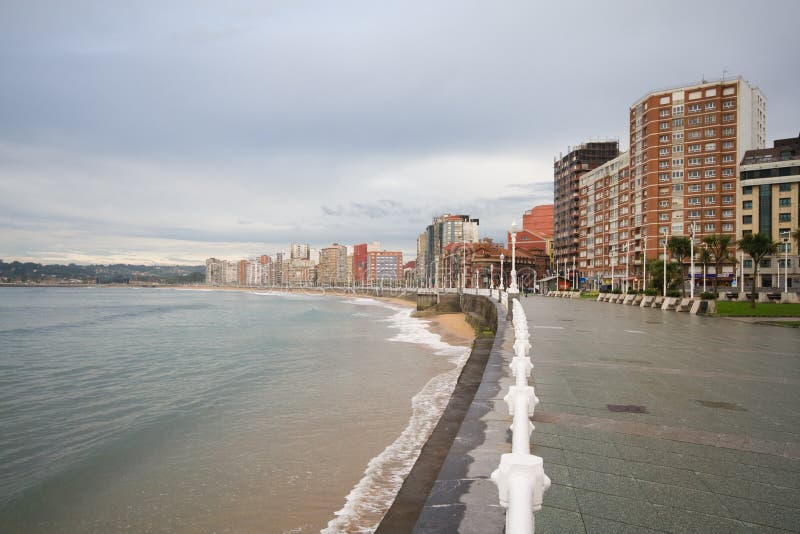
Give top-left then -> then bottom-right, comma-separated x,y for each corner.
377,294 -> 503,533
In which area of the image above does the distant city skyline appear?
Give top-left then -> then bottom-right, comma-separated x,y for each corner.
1,1 -> 799,264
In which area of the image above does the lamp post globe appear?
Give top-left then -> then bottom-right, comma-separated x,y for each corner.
499,253 -> 505,291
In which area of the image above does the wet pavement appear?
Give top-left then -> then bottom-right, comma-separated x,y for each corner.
414,295 -> 800,533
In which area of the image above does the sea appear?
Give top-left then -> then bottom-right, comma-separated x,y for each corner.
0,287 -> 470,533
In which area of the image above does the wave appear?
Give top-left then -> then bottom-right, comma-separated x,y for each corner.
322,308 -> 470,533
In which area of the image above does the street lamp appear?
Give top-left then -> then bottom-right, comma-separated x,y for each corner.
689,221 -> 697,299
572,256 -> 577,290
624,242 -> 630,294
499,253 -> 505,291
783,237 -> 790,293
701,242 -> 708,294
642,236 -> 647,292
509,221 -> 519,293
662,230 -> 670,298
490,263 -> 495,290
611,247 -> 617,292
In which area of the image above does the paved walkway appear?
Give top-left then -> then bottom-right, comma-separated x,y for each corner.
413,295 -> 800,533
520,296 -> 800,533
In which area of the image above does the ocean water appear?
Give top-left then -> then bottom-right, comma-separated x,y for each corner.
0,287 -> 470,533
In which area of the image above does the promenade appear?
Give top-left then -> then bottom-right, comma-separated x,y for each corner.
414,295 -> 800,533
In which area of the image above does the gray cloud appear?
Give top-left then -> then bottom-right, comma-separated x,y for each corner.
0,0 -> 798,263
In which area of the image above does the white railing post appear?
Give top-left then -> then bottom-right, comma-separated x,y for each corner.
492,296 -> 549,533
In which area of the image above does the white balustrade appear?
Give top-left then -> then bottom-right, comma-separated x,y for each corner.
491,297 -> 550,533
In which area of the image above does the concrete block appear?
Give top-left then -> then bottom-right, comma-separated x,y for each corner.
652,296 -> 664,308
623,294 -> 635,305
757,292 -> 769,303
661,297 -> 678,310
597,293 -> 606,302
781,292 -> 799,303
632,294 -> 643,306
690,299 -> 716,314
677,298 -> 693,312
640,295 -> 654,307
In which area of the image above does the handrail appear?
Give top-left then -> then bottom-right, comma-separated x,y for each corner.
491,298 -> 550,533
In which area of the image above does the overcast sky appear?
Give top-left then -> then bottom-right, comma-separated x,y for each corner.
1,0 -> 798,264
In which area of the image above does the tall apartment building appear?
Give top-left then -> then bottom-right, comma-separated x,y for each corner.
554,142 -> 620,266
318,244 -> 348,286
352,243 -> 368,284
367,250 -> 403,282
633,77 -> 765,274
418,214 -> 480,288
274,252 -> 285,286
577,152 -> 635,287
739,134 -> 799,290
290,243 -> 310,260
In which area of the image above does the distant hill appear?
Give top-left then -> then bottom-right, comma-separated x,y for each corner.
0,260 -> 205,285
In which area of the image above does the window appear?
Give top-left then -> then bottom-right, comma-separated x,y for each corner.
760,259 -> 771,268
658,200 -> 670,207
688,210 -> 700,218
704,209 -> 716,217
722,182 -> 734,190
722,100 -> 734,109
779,197 -> 791,207
673,158 -> 684,166
705,128 -> 717,136
722,141 -> 734,149
743,215 -> 752,224
672,171 -> 684,179
673,184 -> 683,192
660,122 -> 669,130
673,105 -> 684,115
705,102 -> 716,110
688,130 -> 701,139
722,127 -> 734,136
705,169 -> 717,178
659,148 -> 669,156
659,173 -> 670,182
688,144 -> 701,153
722,195 -> 734,204
659,135 -> 669,143
704,223 -> 716,232
779,213 -> 792,222
688,184 -> 701,192
659,213 -> 670,221
659,160 -> 669,168
743,185 -> 752,194
705,183 -> 716,191
742,200 -> 753,209
743,259 -> 753,268
659,109 -> 670,117
673,118 -> 684,128
722,223 -> 734,232
722,168 -> 734,177
722,155 -> 734,163
779,183 -> 792,192
705,143 -> 717,151
688,197 -> 701,206
673,132 -> 684,141
688,103 -> 701,112
779,259 -> 792,269
688,117 -> 701,126
705,196 -> 716,205
722,113 -> 735,122
673,145 -> 683,153
688,170 -> 700,179
688,157 -> 701,166
722,209 -> 733,218
705,115 -> 717,125
705,156 -> 716,164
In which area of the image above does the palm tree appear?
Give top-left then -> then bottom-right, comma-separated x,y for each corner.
668,236 -> 692,296
736,233 -> 779,308
647,258 -> 683,294
698,246 -> 713,294
702,234 -> 735,293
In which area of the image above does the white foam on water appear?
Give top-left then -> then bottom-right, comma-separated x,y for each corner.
322,305 -> 470,533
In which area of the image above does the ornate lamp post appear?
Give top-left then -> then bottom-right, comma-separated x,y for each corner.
509,221 -> 519,293
499,253 -> 505,291
624,242 -> 630,294
689,221 -> 697,299
784,237 -> 790,293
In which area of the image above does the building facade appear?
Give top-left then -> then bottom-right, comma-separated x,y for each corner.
418,214 -> 480,288
318,244 -> 348,286
739,134 -> 799,290
554,141 -> 620,266
290,243 -> 310,260
367,250 -> 403,282
352,243 -> 368,284
634,77 -> 766,282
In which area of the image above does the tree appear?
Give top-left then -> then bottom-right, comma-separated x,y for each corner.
737,233 -> 778,308
667,236 -> 692,296
646,258 -> 683,294
701,234 -> 735,293
792,228 -> 800,253
698,246 -> 713,292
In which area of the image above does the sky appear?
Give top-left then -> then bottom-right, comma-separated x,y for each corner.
1,0 -> 799,265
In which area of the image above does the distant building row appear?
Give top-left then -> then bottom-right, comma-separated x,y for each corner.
205,242 -> 410,287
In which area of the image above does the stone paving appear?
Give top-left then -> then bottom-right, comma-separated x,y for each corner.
414,295 -> 800,533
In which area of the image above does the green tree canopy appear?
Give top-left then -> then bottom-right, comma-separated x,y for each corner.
736,233 -> 778,308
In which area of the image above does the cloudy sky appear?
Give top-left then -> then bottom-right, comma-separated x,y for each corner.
1,0 -> 799,264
